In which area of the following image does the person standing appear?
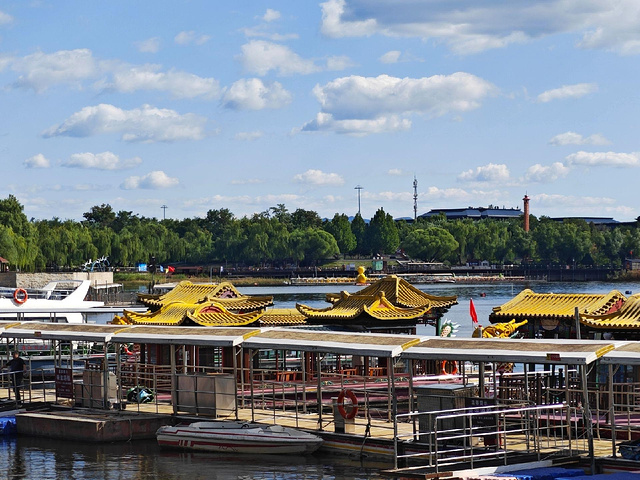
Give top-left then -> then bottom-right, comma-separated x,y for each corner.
5,351 -> 26,404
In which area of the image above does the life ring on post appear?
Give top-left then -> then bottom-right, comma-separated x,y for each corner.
13,288 -> 27,304
337,389 -> 359,419
440,360 -> 458,375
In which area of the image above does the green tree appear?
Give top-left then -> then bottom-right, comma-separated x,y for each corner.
365,208 -> 399,255
289,228 -> 339,266
82,204 -> 116,228
324,213 -> 356,255
401,227 -> 459,262
350,213 -> 367,255
291,209 -> 322,230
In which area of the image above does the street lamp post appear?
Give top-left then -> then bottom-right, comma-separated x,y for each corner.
354,185 -> 363,215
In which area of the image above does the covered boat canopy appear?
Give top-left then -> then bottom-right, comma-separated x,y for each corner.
242,328 -> 423,358
401,336 -> 619,366
0,321 -> 633,368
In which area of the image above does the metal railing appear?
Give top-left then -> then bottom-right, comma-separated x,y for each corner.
394,402 -> 586,472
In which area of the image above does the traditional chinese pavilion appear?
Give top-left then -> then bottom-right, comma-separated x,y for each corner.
296,275 -> 458,332
116,280 -> 275,327
489,288 -> 627,339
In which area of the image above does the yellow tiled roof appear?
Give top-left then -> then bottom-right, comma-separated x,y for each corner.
187,303 -> 264,327
122,300 -> 265,327
326,275 -> 457,310
260,308 -> 308,326
138,280 -> 273,310
123,302 -> 194,326
580,294 -> 640,330
297,291 -> 429,321
490,289 -> 626,321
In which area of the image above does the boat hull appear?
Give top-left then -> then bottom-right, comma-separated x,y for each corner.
156,422 -> 322,455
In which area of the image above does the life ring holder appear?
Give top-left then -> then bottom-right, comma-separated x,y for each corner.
440,360 -> 458,376
13,288 -> 28,304
336,389 -> 359,419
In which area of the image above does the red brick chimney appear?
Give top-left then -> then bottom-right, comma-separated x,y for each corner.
523,194 -> 530,232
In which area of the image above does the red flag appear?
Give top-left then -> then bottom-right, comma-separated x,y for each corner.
470,299 -> 478,326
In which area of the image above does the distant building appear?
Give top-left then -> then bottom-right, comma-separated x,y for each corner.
550,217 -> 621,227
420,205 -> 523,221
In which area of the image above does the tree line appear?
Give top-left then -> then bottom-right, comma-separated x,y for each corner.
0,195 -> 638,272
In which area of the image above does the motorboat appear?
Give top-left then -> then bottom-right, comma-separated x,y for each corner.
156,421 -> 323,454
0,279 -> 104,324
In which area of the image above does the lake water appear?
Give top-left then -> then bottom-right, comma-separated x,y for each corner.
5,279 -> 639,479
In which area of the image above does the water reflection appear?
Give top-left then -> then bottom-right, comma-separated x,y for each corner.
0,436 -> 386,480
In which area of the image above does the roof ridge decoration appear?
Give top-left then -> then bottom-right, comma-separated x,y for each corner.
297,283 -> 430,322
187,302 -> 264,327
138,280 -> 273,310
324,275 -> 457,310
580,293 -> 640,330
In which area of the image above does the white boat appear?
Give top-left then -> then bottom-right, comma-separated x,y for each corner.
0,279 -> 104,324
156,421 -> 323,454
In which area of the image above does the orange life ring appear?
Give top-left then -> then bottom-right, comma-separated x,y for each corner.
13,288 -> 27,304
337,389 -> 359,419
440,360 -> 458,375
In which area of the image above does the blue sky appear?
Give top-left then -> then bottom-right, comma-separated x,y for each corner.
1,1 -> 639,222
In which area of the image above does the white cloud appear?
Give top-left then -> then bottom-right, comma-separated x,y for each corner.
234,131 -> 264,141
174,31 -> 211,46
314,73 -> 495,119
320,0 -> 640,55
388,168 -> 403,175
524,162 -> 571,183
537,83 -> 598,103
549,131 -> 611,146
221,78 -> 292,110
24,154 -> 50,168
6,49 -> 221,99
263,9 -> 281,22
379,51 -> 401,64
121,170 -> 179,189
565,151 -> 640,167
11,49 -> 99,92
106,65 -> 220,99
239,40 -> 321,76
62,151 -> 142,170
42,104 -> 208,143
301,73 -> 495,135
299,112 -> 411,136
0,11 -> 13,25
135,37 -> 160,53
458,163 -> 510,183
293,169 -> 345,186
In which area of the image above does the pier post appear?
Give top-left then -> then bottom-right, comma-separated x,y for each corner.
316,352 -> 322,430
102,342 -> 109,409
170,344 -> 176,415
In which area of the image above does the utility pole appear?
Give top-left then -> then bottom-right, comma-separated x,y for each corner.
354,185 -> 363,216
413,176 -> 418,222
161,205 -> 167,220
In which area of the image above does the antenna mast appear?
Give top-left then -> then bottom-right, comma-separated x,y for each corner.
413,176 -> 418,221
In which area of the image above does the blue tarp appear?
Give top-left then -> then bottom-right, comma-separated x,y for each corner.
0,416 -> 16,435
496,467 -> 585,480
